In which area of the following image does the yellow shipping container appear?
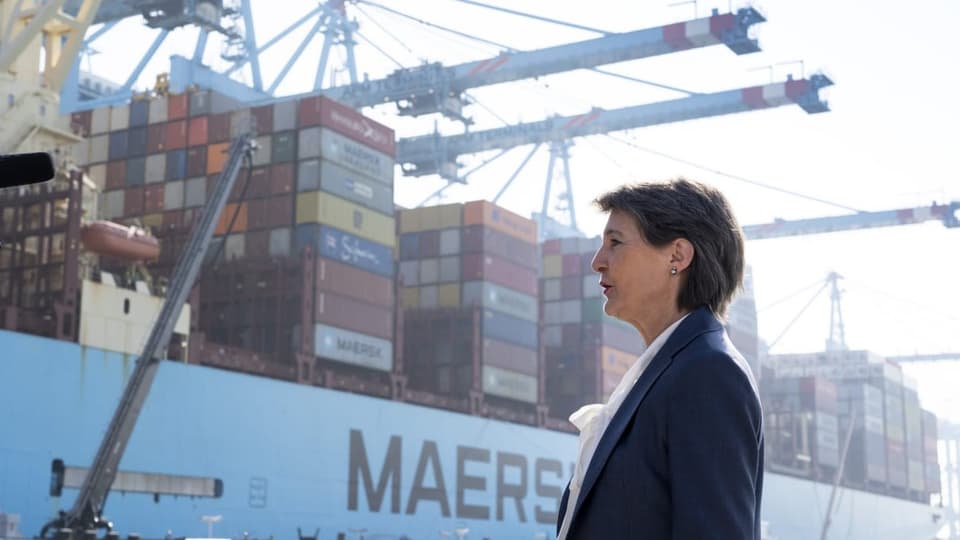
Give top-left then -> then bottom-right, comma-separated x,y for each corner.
463,200 -> 537,244
296,191 -> 396,247
438,283 -> 461,308
542,255 -> 562,278
141,213 -> 163,229
398,203 -> 463,233
400,287 -> 419,309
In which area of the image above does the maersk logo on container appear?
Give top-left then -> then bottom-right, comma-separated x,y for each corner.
316,324 -> 392,371
347,429 -> 573,525
346,179 -> 374,200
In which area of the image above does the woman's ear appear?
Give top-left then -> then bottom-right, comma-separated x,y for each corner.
671,238 -> 695,273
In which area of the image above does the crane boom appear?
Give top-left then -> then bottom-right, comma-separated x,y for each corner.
743,201 -> 960,240
325,7 -> 765,117
40,133 -> 257,537
398,74 -> 832,180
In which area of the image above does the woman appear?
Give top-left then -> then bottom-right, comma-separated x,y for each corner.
556,179 -> 763,540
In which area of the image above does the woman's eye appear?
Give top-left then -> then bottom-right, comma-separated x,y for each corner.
609,239 -> 621,246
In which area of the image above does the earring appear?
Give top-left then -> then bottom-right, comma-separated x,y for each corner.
670,266 -> 678,275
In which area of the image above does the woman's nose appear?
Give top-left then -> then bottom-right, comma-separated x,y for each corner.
591,248 -> 606,273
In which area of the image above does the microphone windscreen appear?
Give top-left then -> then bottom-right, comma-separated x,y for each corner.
0,152 -> 56,188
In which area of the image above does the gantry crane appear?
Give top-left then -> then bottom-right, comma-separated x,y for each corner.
743,201 -> 960,240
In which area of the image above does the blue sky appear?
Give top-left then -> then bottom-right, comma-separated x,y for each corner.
85,0 -> 960,422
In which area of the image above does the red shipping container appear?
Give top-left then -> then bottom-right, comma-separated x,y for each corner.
562,254 -> 581,276
267,195 -> 294,228
269,163 -> 294,195
246,229 -> 269,256
144,184 -> 165,213
246,198 -> 268,230
146,123 -> 166,153
187,117 -> 208,146
162,210 -> 184,231
297,94 -> 396,156
123,186 -> 144,216
208,112 -> 231,143
165,120 -> 187,149
186,146 -> 207,178
106,160 -> 126,190
581,252 -> 594,273
315,258 -> 394,308
315,291 -> 393,339
419,230 -> 441,257
243,167 -> 270,199
461,253 -> 538,296
542,238 -> 562,255
251,105 -> 273,134
167,93 -> 188,119
560,275 -> 582,299
71,110 -> 91,136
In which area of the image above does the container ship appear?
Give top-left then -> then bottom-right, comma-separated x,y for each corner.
0,88 -> 946,540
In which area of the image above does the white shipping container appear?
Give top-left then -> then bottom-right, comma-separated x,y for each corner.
89,135 -> 109,164
184,177 -> 206,208
252,135 -> 272,166
145,154 -> 166,183
163,181 -> 184,210
148,98 -> 168,124
438,256 -> 460,283
419,258 -> 439,284
224,234 -> 245,260
439,228 -> 460,255
399,261 -> 419,287
273,100 -> 297,132
543,278 -> 561,301
109,105 -> 129,131
419,285 -> 438,308
91,108 -> 111,135
269,228 -> 291,257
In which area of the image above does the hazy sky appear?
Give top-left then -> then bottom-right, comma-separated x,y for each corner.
85,0 -> 960,421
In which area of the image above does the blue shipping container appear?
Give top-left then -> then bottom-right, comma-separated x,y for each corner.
166,149 -> 186,181
130,100 -> 149,127
399,233 -> 420,260
482,309 -> 538,350
296,224 -> 394,277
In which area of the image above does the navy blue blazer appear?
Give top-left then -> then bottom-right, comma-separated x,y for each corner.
557,306 -> 764,539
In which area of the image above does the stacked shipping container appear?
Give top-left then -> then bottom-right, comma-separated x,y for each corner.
761,376 -> 840,481
398,201 -> 543,419
540,237 -> 645,421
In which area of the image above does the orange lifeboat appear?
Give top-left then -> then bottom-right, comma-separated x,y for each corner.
81,220 -> 160,261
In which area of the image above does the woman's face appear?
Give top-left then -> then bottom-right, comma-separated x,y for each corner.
591,209 -> 677,327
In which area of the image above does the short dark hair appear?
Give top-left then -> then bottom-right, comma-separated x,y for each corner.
595,178 -> 745,317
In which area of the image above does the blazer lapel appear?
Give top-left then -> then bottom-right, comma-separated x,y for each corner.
569,307 -> 721,522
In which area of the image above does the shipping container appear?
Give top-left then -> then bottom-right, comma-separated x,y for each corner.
399,261 -> 418,286
542,255 -> 561,278
184,177 -> 206,208
268,228 -> 291,257
145,154 -> 165,183
102,190 -> 124,219
461,252 -> 538,296
144,184 -> 165,213
417,258 -> 439,284
146,124 -> 165,153
188,117 -> 208,147
418,230 -> 440,258
91,107 -> 110,134
110,105 -> 129,131
269,163 -> 295,195
482,309 -> 538,350
297,159 -> 320,192
560,275 -> 582,299
252,135 -> 272,167
461,280 -> 538,323
168,94 -> 188,119
318,159 -> 394,216
251,105 -> 274,135
463,200 -> 537,244
297,94 -> 396,156
215,203 -> 248,235
207,142 -> 230,175
398,204 -> 463,233
399,233 -> 419,261
166,149 -> 186,181
128,127 -> 147,157
315,291 -> 393,340
581,322 -> 644,355
163,181 -> 184,211
561,254 -> 581,276
223,233 -> 245,260
400,287 -> 419,309
271,131 -> 296,162
315,257 -> 394,308
438,256 -> 460,283
149,97 -> 168,123
419,285 -> 438,308
313,323 -> 393,372
108,131 -> 128,161
89,134 -> 108,163
126,157 -> 145,186
439,228 -> 460,255
482,338 -> 538,377
208,112 -> 231,143
123,186 -> 144,217
295,191 -> 396,247
165,120 -> 187,149
295,224 -> 394,277
273,100 -> 297,132
186,146 -> 207,178
87,164 -> 106,191
483,365 -> 537,403
437,283 -> 460,308
543,299 -> 581,325
315,127 -> 394,185
105,161 -> 126,190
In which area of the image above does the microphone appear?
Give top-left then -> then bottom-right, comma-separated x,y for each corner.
0,152 -> 56,189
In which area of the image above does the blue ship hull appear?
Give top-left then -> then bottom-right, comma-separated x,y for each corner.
0,330 -> 942,540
